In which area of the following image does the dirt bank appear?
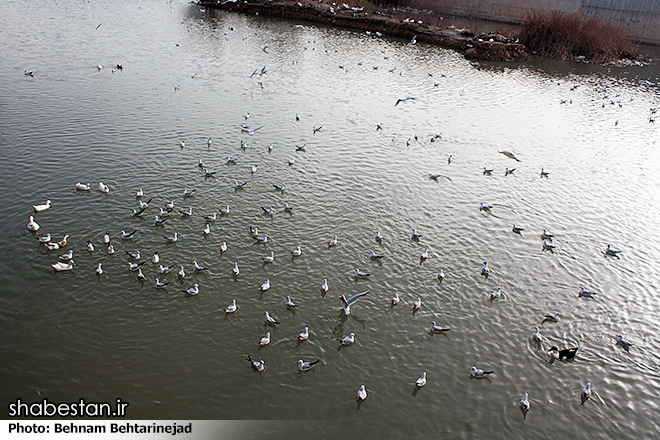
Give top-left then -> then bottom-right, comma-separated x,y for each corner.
199,0 -> 531,62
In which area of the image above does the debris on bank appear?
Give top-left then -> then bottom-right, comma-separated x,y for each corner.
199,0 -> 531,62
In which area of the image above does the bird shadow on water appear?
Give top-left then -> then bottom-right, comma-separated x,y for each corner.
411,385 -> 423,398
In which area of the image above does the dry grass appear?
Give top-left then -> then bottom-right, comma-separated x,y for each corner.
516,11 -> 639,63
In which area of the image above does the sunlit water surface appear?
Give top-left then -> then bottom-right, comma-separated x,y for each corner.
1,1 -> 659,438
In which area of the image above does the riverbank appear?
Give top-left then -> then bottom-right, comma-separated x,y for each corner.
199,0 -> 531,62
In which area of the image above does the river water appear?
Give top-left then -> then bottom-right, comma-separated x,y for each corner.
1,1 -> 659,438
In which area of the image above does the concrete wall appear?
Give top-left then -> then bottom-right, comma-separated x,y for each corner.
395,0 -> 660,44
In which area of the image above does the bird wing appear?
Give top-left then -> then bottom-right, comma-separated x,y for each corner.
346,290 -> 369,306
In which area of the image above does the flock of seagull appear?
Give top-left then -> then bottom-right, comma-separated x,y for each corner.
19,13 -> 641,421
24,132 -> 630,414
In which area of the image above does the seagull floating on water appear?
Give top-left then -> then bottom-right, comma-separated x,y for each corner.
121,230 -> 137,240
341,333 -> 355,346
369,251 -> 383,260
415,371 -> 427,387
37,234 -> 51,243
183,189 -> 196,197
543,312 -> 560,322
411,229 -> 422,240
125,250 -> 140,260
605,244 -> 622,256
154,278 -> 169,289
52,260 -> 75,271
481,262 -> 490,275
356,385 -> 367,401
264,311 -> 279,325
263,252 -> 274,263
219,242 -> 227,253
107,245 -> 115,254
178,265 -> 186,279
375,231 -> 382,241
292,246 -> 302,257
470,367 -> 494,378
578,287 -> 597,297
137,268 -> 146,281
298,326 -> 309,341
391,292 -> 400,305
203,224 -> 210,235
138,198 -> 151,209
520,393 -> 530,411
430,321 -> 450,333
151,251 -> 159,264
224,299 -> 237,313
192,261 -> 207,272
254,234 -> 268,243
532,327 -> 542,342
498,150 -> 521,162
232,262 -> 240,276
340,291 -> 369,314
297,359 -> 320,371
58,250 -> 73,261
260,332 -> 271,346
27,216 -> 40,232
505,168 -> 516,176
328,235 -> 338,246
33,200 -> 51,212
261,207 -> 273,216
512,224 -> 524,234
616,334 -> 632,348
354,268 -> 370,278
413,297 -> 422,311
99,182 -> 109,193
183,284 -> 199,296
437,269 -> 445,280
581,383 -> 591,403
420,248 -> 429,260
127,261 -> 145,271
542,240 -> 555,251
247,355 -> 265,372
96,263 -> 103,275
541,230 -> 554,240
489,287 -> 501,300
321,279 -> 329,293
76,182 -> 91,191
480,203 -> 492,211
163,233 -> 178,243
548,346 -> 578,360
260,279 -> 271,292
159,264 -> 175,274
221,205 -> 230,215
483,167 -> 493,175
540,169 -> 549,178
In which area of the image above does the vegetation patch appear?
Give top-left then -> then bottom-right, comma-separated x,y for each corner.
515,11 -> 641,64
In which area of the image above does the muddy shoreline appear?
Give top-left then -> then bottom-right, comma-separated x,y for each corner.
198,0 -> 531,62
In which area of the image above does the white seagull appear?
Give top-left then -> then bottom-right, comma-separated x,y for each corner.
581,383 -> 591,402
532,327 -> 542,342
151,251 -> 160,264
86,241 -> 94,252
98,182 -> 109,193
178,265 -> 186,279
192,261 -> 207,272
437,269 -> 445,280
52,260 -> 75,271
107,245 -> 115,254
341,333 -> 355,345
183,284 -> 199,296
578,287 -> 597,297
356,384 -> 367,401
297,359 -> 320,371
155,278 -> 169,289
38,234 -> 51,243
219,242 -> 227,253
260,279 -> 270,292
247,355 -> 265,372
260,332 -> 271,346
430,321 -> 450,333
520,393 -> 530,411
285,295 -> 296,308
96,263 -> 103,275
33,200 -> 51,212
605,244 -> 622,256
58,250 -> 73,260
264,311 -> 279,325
489,287 -> 502,300
75,182 -> 91,191
617,334 -> 632,348
470,367 -> 494,378
328,235 -> 338,246
391,293 -> 400,305
224,299 -> 237,313
340,291 -> 369,314
481,262 -> 490,275
413,297 -> 422,311
298,327 -> 309,341
321,279 -> 329,293
232,262 -> 240,276
354,268 -> 370,278
27,216 -> 40,232
415,371 -> 427,387
292,246 -> 302,257
263,252 -> 274,263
